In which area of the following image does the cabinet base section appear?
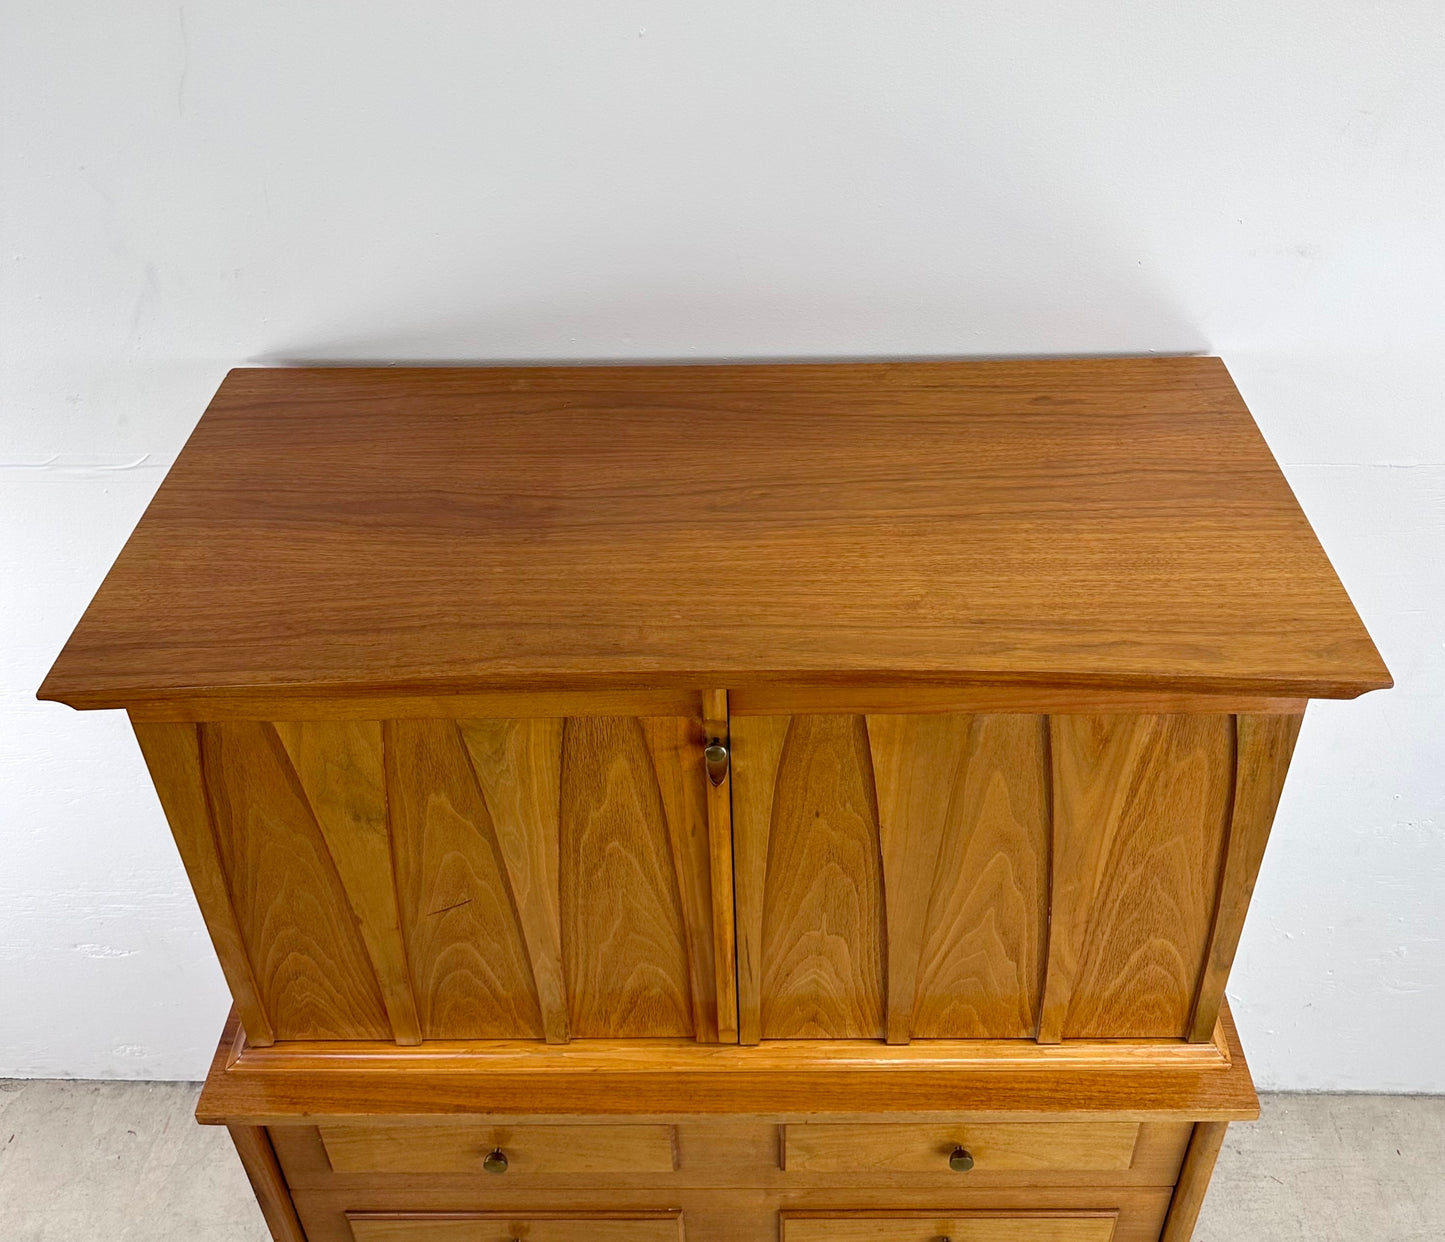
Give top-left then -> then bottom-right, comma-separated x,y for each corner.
291,1188 -> 1179,1242
211,1013 -> 1248,1242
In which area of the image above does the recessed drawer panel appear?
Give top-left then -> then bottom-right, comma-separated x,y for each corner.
781,1211 -> 1116,1242
320,1124 -> 678,1175
782,1123 -> 1139,1174
348,1212 -> 683,1242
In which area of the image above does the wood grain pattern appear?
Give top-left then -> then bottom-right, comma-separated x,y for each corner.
703,689 -> 738,1043
227,1126 -> 307,1242
866,713 -> 972,1043
782,1122 -> 1139,1173
758,715 -> 887,1039
1159,1122 -> 1229,1242
320,1123 -> 677,1174
897,715 -> 1051,1041
1188,713 -> 1304,1041
198,1004 -> 1258,1124
292,1190 -> 1171,1242
129,687 -> 709,723
732,684 -> 1315,717
639,715 -> 720,1043
348,1212 -> 683,1242
129,719 -> 274,1044
199,721 -> 391,1039
456,717 -> 570,1044
40,359 -> 1390,711
274,720 -> 421,1044
559,717 -> 695,1038
731,715 -> 791,1046
1040,716 -> 1234,1042
912,715 -> 1050,1040
780,1212 -> 1118,1242
272,1120 -> 1191,1192
384,719 -> 545,1039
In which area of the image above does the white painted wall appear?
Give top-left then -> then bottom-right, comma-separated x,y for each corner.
3,1 -> 1441,1088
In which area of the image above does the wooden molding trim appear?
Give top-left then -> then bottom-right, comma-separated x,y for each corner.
196,1006 -> 1257,1126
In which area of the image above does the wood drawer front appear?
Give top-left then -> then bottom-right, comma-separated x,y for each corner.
781,1211 -> 1117,1242
321,1125 -> 678,1175
782,1124 -> 1139,1175
348,1212 -> 683,1242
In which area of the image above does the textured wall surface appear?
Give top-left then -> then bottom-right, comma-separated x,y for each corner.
3,1 -> 1441,1086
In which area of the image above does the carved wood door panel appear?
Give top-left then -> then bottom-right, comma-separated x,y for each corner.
133,712 -> 735,1045
730,712 -> 1300,1044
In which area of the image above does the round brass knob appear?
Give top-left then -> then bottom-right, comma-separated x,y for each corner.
482,1148 -> 508,1174
948,1145 -> 974,1172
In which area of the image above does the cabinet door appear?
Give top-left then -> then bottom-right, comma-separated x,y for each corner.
133,711 -> 735,1044
731,711 -> 1299,1044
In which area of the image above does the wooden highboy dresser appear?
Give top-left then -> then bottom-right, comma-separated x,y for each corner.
41,358 -> 1390,1242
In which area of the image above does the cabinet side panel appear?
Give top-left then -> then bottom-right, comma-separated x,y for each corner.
1188,712 -> 1304,1040
385,719 -> 546,1039
129,718 -> 274,1044
274,720 -> 421,1044
1043,715 -> 1234,1040
759,715 -> 887,1039
559,716 -> 696,1037
199,722 -> 391,1039
911,714 -> 1051,1039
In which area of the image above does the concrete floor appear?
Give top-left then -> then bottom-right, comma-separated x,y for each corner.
0,1083 -> 1440,1240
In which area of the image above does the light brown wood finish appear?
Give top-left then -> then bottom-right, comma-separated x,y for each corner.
196,1006 -> 1259,1124
759,715 -> 887,1040
1188,713 -> 1304,1041
741,710 -> 1281,1046
780,1212 -> 1118,1242
348,1212 -> 683,1242
867,713 -> 972,1044
129,720 -> 273,1044
274,720 -> 422,1044
138,711 -> 729,1043
703,690 -> 739,1043
292,1189 -> 1173,1242
271,1120 -> 1192,1192
41,359 -> 1390,712
456,717 -> 570,1044
1039,716 -> 1235,1042
781,1122 -> 1139,1173
908,715 -> 1051,1041
731,715 -> 792,1046
1160,1122 -> 1229,1242
200,720 -> 393,1040
320,1123 -> 677,1174
53,362 -> 1388,1242
386,717 -> 545,1040
639,714 -> 723,1043
228,1126 -> 307,1242
560,716 -> 695,1037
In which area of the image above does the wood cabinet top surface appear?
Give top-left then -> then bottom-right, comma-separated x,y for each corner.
41,357 -> 1389,708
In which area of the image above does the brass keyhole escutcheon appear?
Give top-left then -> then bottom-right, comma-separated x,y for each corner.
482,1148 -> 508,1173
704,741 -> 729,786
948,1145 -> 974,1172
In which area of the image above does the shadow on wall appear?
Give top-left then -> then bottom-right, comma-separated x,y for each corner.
243,180 -> 1207,366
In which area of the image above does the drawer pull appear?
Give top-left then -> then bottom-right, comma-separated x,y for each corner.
481,1148 -> 508,1174
947,1145 -> 974,1172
